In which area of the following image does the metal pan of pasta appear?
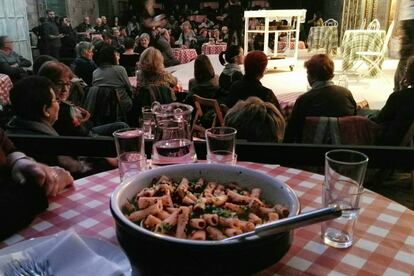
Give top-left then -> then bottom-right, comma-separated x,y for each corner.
110,163 -> 300,275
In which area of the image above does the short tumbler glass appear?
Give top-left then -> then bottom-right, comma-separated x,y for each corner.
205,127 -> 237,165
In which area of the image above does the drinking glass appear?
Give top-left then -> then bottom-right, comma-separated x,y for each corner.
141,106 -> 155,139
321,149 -> 368,248
113,128 -> 146,182
205,127 -> 237,165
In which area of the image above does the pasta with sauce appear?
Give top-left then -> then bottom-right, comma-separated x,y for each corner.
121,175 -> 289,241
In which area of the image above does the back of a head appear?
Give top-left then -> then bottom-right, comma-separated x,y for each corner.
194,54 -> 215,83
38,60 -> 74,83
138,47 -> 164,74
95,44 -> 118,66
33,55 -> 57,74
225,97 -> 285,142
244,50 -> 268,79
219,45 -> 242,65
10,76 -> 54,122
304,54 -> 334,81
124,37 -> 135,50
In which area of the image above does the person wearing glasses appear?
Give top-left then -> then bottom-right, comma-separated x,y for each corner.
0,36 -> 32,83
38,60 -> 128,137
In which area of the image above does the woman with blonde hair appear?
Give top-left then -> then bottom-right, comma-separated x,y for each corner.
136,47 -> 177,89
224,96 -> 286,143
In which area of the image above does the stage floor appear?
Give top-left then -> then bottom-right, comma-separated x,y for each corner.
167,51 -> 397,110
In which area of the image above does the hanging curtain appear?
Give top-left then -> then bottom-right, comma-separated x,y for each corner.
340,0 -> 378,40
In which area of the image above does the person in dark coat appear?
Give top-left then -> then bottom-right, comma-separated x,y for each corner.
218,45 -> 244,94
71,41 -> 97,86
0,127 -> 73,241
0,36 -> 32,83
224,0 -> 243,47
42,10 -> 63,58
284,54 -> 357,143
371,56 -> 414,145
226,50 -> 281,111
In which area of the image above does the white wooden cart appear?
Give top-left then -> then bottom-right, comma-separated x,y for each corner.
244,9 -> 307,71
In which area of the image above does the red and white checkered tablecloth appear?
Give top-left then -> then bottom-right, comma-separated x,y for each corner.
202,43 -> 227,55
172,48 -> 198,64
278,92 -> 303,119
0,74 -> 12,105
1,163 -> 414,275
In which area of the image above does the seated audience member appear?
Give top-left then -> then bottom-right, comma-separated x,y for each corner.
6,76 -> 88,175
40,61 -> 127,136
225,97 -> 286,142
134,33 -> 151,55
119,37 -> 140,76
93,17 -> 106,34
371,56 -> 414,145
155,28 -> 180,67
111,27 -> 124,52
136,47 -> 177,90
71,41 -> 97,86
197,28 -> 210,46
91,45 -> 133,117
175,21 -> 197,48
198,17 -> 214,30
219,45 -> 244,93
0,128 -> 73,240
0,36 -> 32,83
221,26 -> 229,43
226,50 -> 281,110
100,16 -> 111,33
76,16 -> 94,41
284,54 -> 357,143
127,16 -> 140,38
187,54 -> 220,100
33,55 -> 57,74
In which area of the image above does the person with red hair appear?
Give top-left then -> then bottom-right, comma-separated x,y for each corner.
225,50 -> 281,110
284,54 -> 357,143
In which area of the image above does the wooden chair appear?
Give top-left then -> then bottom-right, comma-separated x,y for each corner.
191,94 -> 225,138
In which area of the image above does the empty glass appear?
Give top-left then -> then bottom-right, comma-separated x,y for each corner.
321,149 -> 368,248
113,128 -> 147,182
141,106 -> 155,139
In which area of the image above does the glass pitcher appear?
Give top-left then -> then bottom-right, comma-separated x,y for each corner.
151,102 -> 197,165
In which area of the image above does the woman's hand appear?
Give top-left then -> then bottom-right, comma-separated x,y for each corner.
76,106 -> 91,123
12,158 -> 74,196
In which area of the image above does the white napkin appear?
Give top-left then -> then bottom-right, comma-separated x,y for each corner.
1,230 -> 125,276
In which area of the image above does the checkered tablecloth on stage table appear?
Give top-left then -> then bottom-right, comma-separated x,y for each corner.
172,48 -> 198,64
2,163 -> 413,275
278,91 -> 303,119
307,26 -> 339,55
341,30 -> 386,77
0,74 -> 12,105
202,43 -> 227,55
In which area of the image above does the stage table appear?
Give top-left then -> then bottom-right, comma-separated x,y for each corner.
172,48 -> 198,64
202,43 -> 227,55
341,30 -> 386,77
0,73 -> 12,105
307,26 -> 339,55
1,163 -> 413,275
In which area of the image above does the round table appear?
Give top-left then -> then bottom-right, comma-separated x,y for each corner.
172,48 -> 198,64
202,43 -> 227,55
1,163 -> 413,275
